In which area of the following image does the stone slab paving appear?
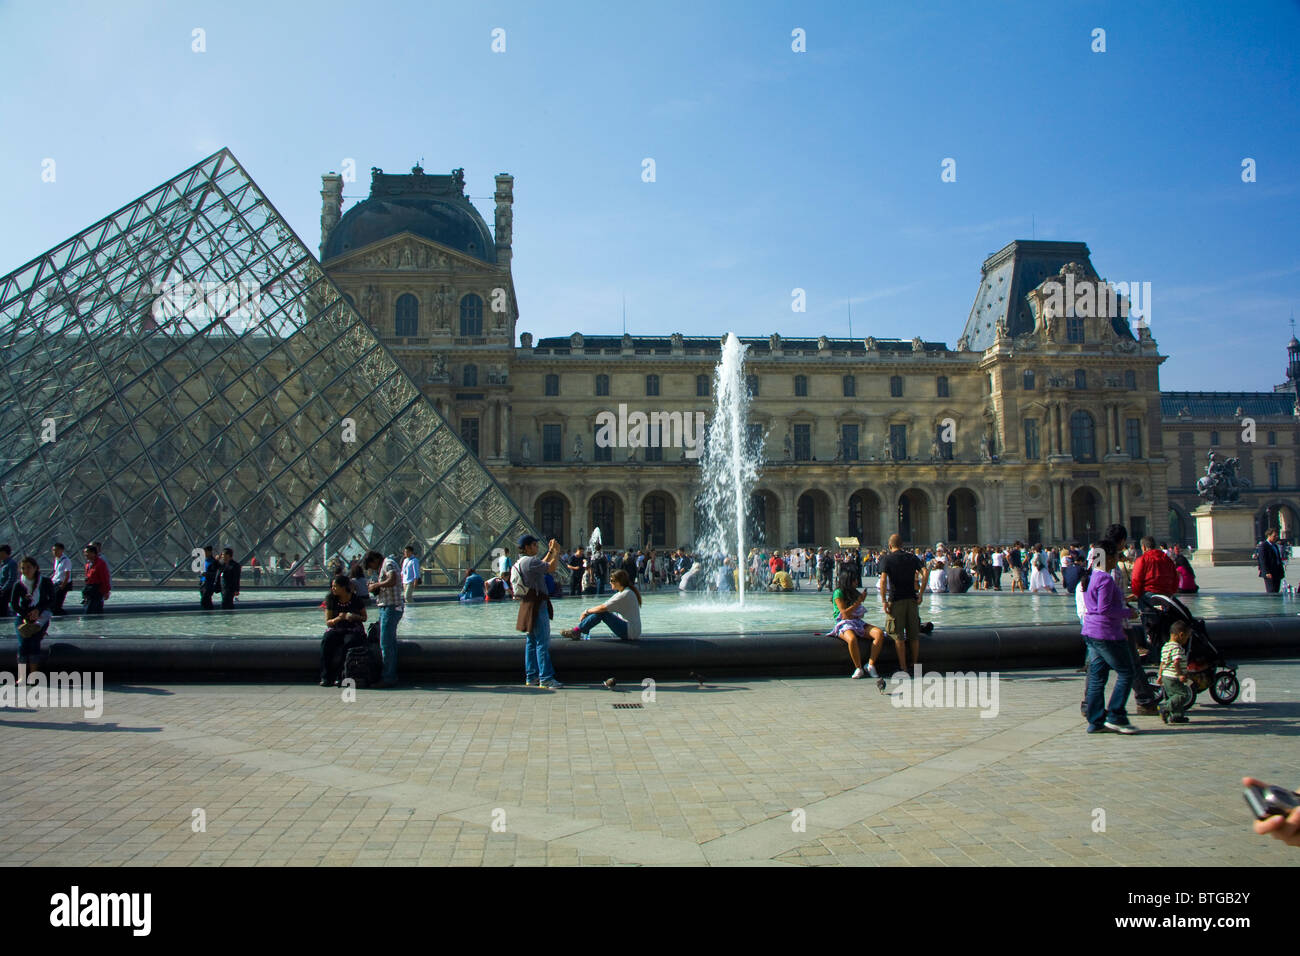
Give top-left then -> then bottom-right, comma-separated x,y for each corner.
1,660 -> 1298,866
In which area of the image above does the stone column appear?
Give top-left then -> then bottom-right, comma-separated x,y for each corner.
780,484 -> 799,548
930,490 -> 945,545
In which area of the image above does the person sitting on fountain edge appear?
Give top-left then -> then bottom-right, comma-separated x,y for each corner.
821,570 -> 888,686
459,567 -> 485,602
561,569 -> 642,641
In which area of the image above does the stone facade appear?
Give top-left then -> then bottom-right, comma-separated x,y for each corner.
316,167 -> 1290,551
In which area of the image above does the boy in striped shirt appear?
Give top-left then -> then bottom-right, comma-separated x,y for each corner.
1158,620 -> 1193,724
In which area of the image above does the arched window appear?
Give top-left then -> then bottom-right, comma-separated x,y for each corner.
1070,411 -> 1096,461
459,294 -> 484,336
1023,369 -> 1035,390
463,364 -> 478,387
1074,368 -> 1087,390
395,293 -> 418,336
794,374 -> 808,397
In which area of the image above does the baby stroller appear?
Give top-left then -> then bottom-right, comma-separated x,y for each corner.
1142,594 -> 1240,706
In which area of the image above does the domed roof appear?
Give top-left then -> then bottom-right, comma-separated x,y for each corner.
322,165 -> 496,264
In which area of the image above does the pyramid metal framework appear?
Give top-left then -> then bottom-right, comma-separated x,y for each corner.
0,148 -> 542,585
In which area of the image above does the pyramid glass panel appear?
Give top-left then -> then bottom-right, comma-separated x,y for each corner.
0,148 -> 544,584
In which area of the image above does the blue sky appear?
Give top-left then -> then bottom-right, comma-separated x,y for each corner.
1,0 -> 1297,390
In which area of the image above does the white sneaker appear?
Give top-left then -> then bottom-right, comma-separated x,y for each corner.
851,667 -> 865,679
1103,721 -> 1139,735
866,663 -> 878,678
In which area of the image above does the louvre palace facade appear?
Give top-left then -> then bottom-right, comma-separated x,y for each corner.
320,164 -> 1214,553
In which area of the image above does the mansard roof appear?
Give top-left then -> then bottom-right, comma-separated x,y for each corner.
530,335 -> 951,355
1161,391 -> 1296,419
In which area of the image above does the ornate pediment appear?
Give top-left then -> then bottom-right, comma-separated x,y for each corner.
326,232 -> 495,275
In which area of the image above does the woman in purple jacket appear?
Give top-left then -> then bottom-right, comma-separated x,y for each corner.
1081,540 -> 1141,734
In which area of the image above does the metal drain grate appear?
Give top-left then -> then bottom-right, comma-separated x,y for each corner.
612,703 -> 644,709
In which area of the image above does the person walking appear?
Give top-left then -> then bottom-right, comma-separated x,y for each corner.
516,534 -> 562,688
1102,524 -> 1159,716
568,546 -> 586,597
11,555 -> 54,685
199,545 -> 217,610
880,533 -> 925,674
1258,528 -> 1285,593
218,548 -> 241,609
82,544 -> 110,614
292,553 -> 307,587
365,549 -> 403,687
401,545 -> 420,603
1081,540 -> 1141,734
50,542 -> 72,615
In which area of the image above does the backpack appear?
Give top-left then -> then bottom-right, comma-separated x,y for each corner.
343,623 -> 383,687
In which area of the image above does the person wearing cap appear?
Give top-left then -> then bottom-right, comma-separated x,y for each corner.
515,534 -> 563,688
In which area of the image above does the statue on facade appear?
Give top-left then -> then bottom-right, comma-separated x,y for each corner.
363,285 -> 382,323
955,334 -> 969,352
881,434 -> 893,461
783,433 -> 792,459
433,286 -> 455,328
429,353 -> 448,381
573,434 -> 584,462
864,336 -> 877,351
520,435 -> 532,463
398,244 -> 415,269
769,333 -> 781,351
834,435 -> 844,462
930,437 -> 941,461
911,336 -> 924,352
1196,451 -> 1250,504
979,432 -> 992,462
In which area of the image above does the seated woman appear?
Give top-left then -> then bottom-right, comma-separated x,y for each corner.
319,575 -> 368,687
459,567 -> 486,602
561,569 -> 642,641
820,570 -> 888,686
1173,549 -> 1198,593
11,555 -> 54,686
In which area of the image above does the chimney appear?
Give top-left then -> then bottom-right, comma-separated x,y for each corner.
494,173 -> 514,267
319,173 -> 344,259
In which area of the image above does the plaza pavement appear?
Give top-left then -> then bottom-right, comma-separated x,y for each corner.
2,652 -> 1298,867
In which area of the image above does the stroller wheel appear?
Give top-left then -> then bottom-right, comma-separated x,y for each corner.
1210,671 -> 1240,705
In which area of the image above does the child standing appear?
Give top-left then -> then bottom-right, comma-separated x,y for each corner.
1159,620 -> 1193,724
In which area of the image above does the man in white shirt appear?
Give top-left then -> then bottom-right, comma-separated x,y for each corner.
991,547 -> 1004,590
50,541 -> 72,615
400,545 -> 420,603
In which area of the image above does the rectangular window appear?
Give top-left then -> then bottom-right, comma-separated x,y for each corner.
1028,518 -> 1044,546
793,424 -> 811,461
890,376 -> 903,398
645,374 -> 659,397
890,424 -> 907,461
594,431 -> 612,462
843,375 -> 856,397
1067,317 -> 1085,343
794,375 -> 808,397
595,374 -> 609,397
644,444 -> 663,462
1270,461 -> 1281,490
1126,418 -> 1141,458
542,424 -> 561,462
544,374 -> 559,396
696,374 -> 709,397
1124,369 -> 1137,390
1210,431 -> 1219,446
841,424 -> 859,461
747,424 -> 764,458
1024,419 -> 1040,460
746,374 -> 759,397
936,376 -> 949,398
1269,430 -> 1277,446
460,417 -> 479,456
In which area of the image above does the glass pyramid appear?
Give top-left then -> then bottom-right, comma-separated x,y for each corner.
0,148 -> 541,586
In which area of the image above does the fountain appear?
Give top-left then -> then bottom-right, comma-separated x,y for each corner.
696,333 -> 762,603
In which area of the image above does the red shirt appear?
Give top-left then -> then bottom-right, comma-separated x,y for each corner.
85,557 -> 111,597
1130,549 -> 1177,597
769,556 -> 784,574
